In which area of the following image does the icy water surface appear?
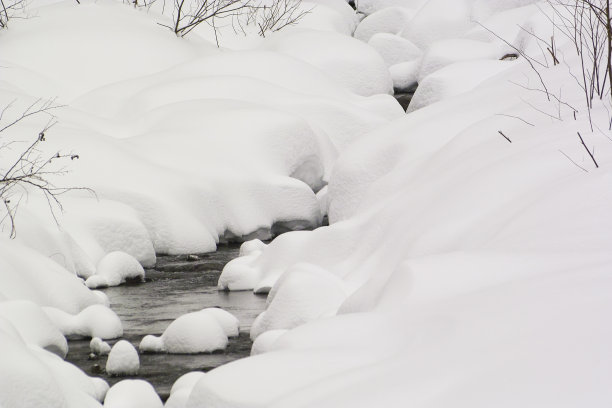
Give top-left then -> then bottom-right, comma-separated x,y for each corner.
65,245 -> 267,400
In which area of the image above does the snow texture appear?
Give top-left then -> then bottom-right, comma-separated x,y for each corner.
103,380 -> 162,408
139,308 -> 238,354
106,340 -> 139,376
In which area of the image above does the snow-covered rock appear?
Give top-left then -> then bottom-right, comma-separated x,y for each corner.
354,7 -> 415,42
106,340 -> 139,376
390,59 -> 420,91
0,300 -> 68,358
90,337 -> 111,355
44,304 -> 123,340
165,372 -> 206,408
251,329 -> 288,356
85,251 -> 145,289
103,380 -> 162,408
368,33 -> 422,67
139,308 -> 238,354
239,239 -> 268,257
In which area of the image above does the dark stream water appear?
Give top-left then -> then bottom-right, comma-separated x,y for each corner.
65,245 -> 267,400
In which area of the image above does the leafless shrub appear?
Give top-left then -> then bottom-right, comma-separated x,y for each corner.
0,99 -> 91,238
253,0 -> 309,37
0,0 -> 26,29
157,0 -> 307,42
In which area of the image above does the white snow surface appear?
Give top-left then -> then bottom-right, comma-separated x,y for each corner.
103,380 -> 162,408
1,0 -> 611,407
86,251 -> 145,289
106,340 -> 140,376
139,308 -> 238,354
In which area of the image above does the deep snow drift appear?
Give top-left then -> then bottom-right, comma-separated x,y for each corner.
1,0 -> 611,407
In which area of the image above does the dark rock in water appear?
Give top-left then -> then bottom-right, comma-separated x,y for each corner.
348,0 -> 356,10
88,353 -> 98,360
187,254 -> 200,262
91,364 -> 103,374
394,82 -> 419,112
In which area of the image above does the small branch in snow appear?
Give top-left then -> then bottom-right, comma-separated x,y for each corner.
498,130 -> 513,143
577,131 -> 599,167
559,149 -> 589,172
495,113 -> 536,126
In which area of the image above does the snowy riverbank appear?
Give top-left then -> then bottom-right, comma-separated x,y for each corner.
1,0 -> 611,407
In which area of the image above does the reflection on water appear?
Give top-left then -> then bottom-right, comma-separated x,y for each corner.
65,245 -> 267,400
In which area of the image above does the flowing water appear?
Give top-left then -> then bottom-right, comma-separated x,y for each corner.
65,245 -> 267,400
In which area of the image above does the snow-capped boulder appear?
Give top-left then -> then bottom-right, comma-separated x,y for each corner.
165,372 -> 206,408
43,304 -> 123,339
104,380 -> 162,408
354,7 -> 415,42
139,308 -> 238,354
90,337 -> 111,355
390,59 -> 420,92
250,263 -> 347,339
0,300 -> 68,358
239,239 -> 268,257
85,251 -> 145,289
106,340 -> 139,376
368,33 -> 422,67
251,329 -> 288,356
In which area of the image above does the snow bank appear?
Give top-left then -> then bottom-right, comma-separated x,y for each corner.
0,317 -> 107,408
103,380 -> 162,408
200,3 -> 612,406
139,308 -> 238,354
106,340 -> 140,376
86,251 -> 145,289
44,304 -> 123,339
368,33 -> 422,67
354,7 -> 415,42
262,29 -> 393,96
165,372 -> 206,408
0,300 -> 68,358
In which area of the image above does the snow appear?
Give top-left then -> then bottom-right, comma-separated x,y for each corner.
103,380 -> 162,408
44,304 -> 123,339
353,7 -> 415,42
86,251 -> 145,289
239,239 -> 268,257
1,0 -> 611,407
250,329 -> 288,356
139,308 -> 238,354
90,337 -> 111,356
165,372 -> 206,408
0,300 -> 68,358
368,33 -> 422,67
106,340 -> 140,376
261,29 -> 394,97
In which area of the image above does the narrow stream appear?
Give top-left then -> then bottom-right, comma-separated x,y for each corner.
66,245 -> 267,400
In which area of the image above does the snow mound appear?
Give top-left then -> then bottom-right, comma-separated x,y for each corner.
390,60 -> 420,91
44,304 -> 123,339
239,239 -> 268,257
356,0 -> 427,16
140,308 -> 237,354
103,380 -> 162,408
250,263 -> 347,339
251,329 -> 288,356
0,317 -> 107,408
408,60 -> 513,112
85,251 -> 145,289
368,33 -> 422,67
418,38 -> 506,81
106,340 -> 139,376
401,0 -> 472,50
354,7 -> 415,42
90,337 -> 111,356
0,300 -> 68,358
165,372 -> 206,408
262,30 -> 393,96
